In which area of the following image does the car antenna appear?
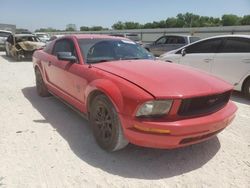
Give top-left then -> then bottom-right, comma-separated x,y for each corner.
88,63 -> 92,68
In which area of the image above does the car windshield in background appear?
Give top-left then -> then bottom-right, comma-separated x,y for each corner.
190,37 -> 200,43
37,34 -> 49,38
0,32 -> 11,38
16,36 -> 41,43
78,38 -> 154,64
126,34 -> 140,41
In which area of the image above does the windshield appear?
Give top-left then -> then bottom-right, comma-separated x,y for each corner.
37,34 -> 49,38
0,31 -> 11,38
78,38 -> 154,64
126,34 -> 140,41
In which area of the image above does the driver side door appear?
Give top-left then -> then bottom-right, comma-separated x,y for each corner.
46,39 -> 87,106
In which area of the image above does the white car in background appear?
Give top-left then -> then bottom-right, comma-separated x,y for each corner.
34,32 -> 50,43
159,35 -> 250,98
0,30 -> 12,50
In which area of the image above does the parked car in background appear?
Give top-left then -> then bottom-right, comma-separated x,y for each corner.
144,35 -> 200,56
5,34 -> 45,61
33,34 -> 237,152
34,32 -> 50,43
110,33 -> 142,45
48,34 -> 64,41
159,35 -> 250,98
0,30 -> 12,51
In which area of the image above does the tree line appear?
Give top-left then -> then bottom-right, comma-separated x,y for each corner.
112,13 -> 250,30
34,13 -> 250,32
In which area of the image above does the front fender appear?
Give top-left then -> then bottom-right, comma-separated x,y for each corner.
85,79 -> 123,113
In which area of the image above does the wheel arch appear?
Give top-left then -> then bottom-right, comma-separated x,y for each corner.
241,75 -> 250,92
85,79 -> 124,115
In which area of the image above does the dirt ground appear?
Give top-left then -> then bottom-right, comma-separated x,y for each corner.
0,52 -> 249,188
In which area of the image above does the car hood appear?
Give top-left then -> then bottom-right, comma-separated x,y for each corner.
92,60 -> 233,99
18,41 -> 45,51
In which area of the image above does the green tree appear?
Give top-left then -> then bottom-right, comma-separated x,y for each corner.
112,21 -> 125,30
90,26 -> 104,31
165,17 -> 178,28
66,24 -> 77,31
241,15 -> 250,25
124,22 -> 141,29
80,26 -> 89,31
221,14 -> 241,26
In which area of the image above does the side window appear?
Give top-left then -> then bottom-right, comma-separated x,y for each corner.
52,39 -> 76,56
186,38 -> 222,54
7,35 -> 14,44
219,37 -> 250,53
167,36 -> 186,44
155,37 -> 167,45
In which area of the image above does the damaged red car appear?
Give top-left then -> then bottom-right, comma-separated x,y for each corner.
33,35 -> 237,151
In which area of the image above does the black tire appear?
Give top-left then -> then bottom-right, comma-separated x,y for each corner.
243,79 -> 250,99
90,94 -> 128,152
5,49 -> 9,57
35,68 -> 50,97
14,52 -> 21,61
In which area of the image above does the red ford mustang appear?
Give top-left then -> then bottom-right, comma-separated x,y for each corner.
33,34 -> 237,151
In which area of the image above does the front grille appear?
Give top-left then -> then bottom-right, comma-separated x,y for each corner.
178,91 -> 231,117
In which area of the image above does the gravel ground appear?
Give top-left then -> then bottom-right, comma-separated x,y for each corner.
0,52 -> 249,188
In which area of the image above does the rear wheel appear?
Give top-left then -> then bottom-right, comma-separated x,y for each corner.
243,78 -> 250,99
90,94 -> 128,151
35,68 -> 50,97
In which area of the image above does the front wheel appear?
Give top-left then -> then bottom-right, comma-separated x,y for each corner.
14,52 -> 22,61
35,69 -> 51,97
90,94 -> 128,152
243,79 -> 250,99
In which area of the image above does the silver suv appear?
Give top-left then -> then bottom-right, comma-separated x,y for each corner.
144,35 -> 200,56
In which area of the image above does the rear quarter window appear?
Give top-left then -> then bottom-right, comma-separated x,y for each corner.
219,37 -> 250,53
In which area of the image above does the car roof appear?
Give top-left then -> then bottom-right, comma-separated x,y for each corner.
188,34 -> 250,45
0,30 -> 12,33
35,32 -> 48,34
172,34 -> 250,52
203,34 -> 250,40
161,34 -> 198,38
69,34 -> 127,40
15,34 -> 36,37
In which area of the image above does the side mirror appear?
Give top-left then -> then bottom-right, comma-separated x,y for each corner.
181,48 -> 186,57
57,52 -> 76,62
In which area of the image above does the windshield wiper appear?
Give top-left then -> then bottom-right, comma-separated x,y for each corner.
120,57 -> 142,60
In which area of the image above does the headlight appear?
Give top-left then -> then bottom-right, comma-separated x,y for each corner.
136,100 -> 173,118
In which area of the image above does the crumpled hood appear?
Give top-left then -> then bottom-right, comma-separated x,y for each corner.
93,60 -> 233,99
18,41 -> 45,51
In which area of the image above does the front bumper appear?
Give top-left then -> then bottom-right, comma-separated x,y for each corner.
120,101 -> 237,149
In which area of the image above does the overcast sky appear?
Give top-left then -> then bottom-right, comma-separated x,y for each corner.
0,0 -> 250,31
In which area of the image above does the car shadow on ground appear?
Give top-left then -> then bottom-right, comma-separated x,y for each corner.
231,91 -> 250,105
22,86 -> 221,180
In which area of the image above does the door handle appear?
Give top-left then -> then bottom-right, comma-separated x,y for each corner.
204,59 -> 212,63
48,61 -> 52,66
